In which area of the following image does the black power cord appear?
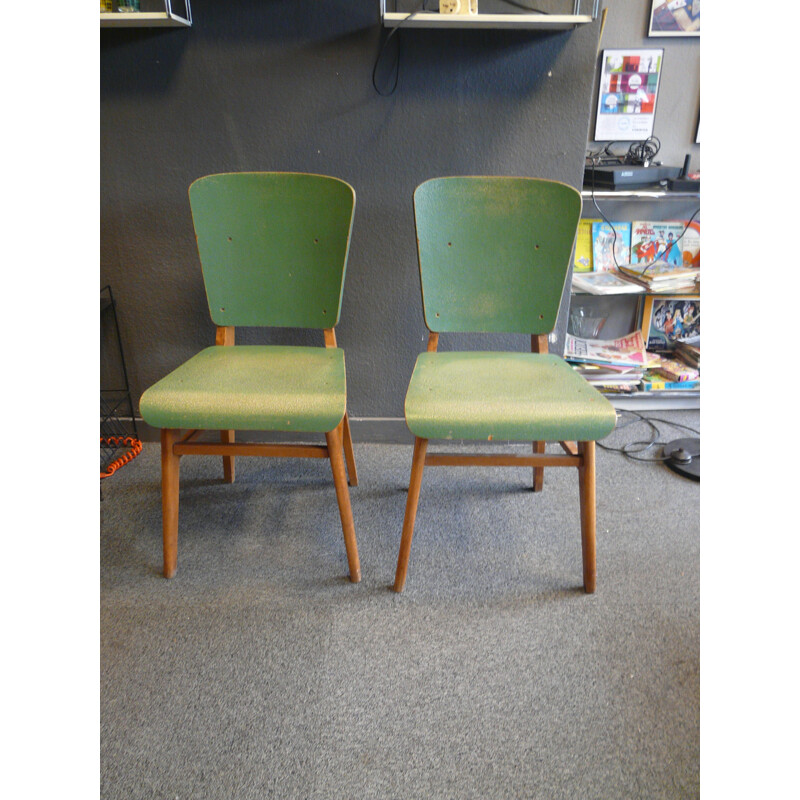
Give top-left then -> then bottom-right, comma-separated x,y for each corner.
585,140 -> 699,272
372,1 -> 550,96
597,410 -> 699,463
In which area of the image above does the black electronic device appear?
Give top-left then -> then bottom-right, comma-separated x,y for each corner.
668,154 -> 700,192
584,164 -> 682,190
663,437 -> 700,482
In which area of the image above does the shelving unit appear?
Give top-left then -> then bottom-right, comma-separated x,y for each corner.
101,1 -> 192,28
380,1 -> 598,29
573,187 -> 701,411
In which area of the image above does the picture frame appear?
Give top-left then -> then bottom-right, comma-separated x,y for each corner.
641,295 -> 700,352
594,49 -> 664,142
648,1 -> 700,37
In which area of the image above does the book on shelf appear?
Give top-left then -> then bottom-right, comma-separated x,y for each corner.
564,330 -> 650,368
574,219 -> 598,273
571,270 -> 645,295
640,372 -> 700,392
617,260 -> 700,286
641,295 -> 700,353
652,355 -> 699,383
631,219 -> 700,268
674,341 -> 700,368
591,221 -> 631,272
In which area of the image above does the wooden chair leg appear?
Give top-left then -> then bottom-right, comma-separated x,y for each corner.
532,441 -> 545,492
393,436 -> 428,592
161,428 -> 181,579
342,412 -> 358,487
578,440 -> 597,593
221,429 -> 235,483
326,422 -> 361,582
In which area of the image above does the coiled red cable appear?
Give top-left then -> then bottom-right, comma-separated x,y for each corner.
100,436 -> 142,478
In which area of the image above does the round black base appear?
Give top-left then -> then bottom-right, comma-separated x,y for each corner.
663,437 -> 700,481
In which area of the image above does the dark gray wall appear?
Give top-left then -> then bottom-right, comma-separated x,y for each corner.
100,1 -> 638,437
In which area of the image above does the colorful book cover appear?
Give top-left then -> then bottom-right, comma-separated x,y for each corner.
573,219 -> 598,273
641,295 -> 700,352
632,219 -> 700,267
591,222 -> 631,272
640,372 -> 700,391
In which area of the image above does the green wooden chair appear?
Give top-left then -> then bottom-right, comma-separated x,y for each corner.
139,172 -> 361,582
393,176 -> 617,593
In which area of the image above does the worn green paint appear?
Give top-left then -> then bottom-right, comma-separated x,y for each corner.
140,172 -> 355,434
413,176 -> 582,335
405,351 -> 617,442
188,172 -> 355,328
406,176 -> 615,444
140,346 -> 347,432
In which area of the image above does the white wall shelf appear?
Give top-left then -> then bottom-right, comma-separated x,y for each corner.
380,1 -> 598,30
101,1 -> 191,28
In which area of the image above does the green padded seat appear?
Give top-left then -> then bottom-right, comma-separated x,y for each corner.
405,351 -> 617,443
140,345 -> 346,433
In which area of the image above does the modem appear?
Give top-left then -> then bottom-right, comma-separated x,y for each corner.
583,164 -> 682,190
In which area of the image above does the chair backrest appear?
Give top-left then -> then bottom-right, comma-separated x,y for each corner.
413,176 -> 582,335
188,172 -> 356,329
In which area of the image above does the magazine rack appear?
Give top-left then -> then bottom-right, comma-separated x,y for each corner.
101,285 -> 141,479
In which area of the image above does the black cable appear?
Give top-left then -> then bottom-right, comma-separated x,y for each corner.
373,1 -> 428,97
585,145 -> 699,272
497,1 -> 550,12
597,410 -> 699,464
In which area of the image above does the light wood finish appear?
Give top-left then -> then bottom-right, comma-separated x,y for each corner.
161,428 -> 181,579
324,327 -> 358,486
424,452 -> 581,468
341,411 -> 358,487
532,441 -> 545,492
394,437 -> 429,592
531,334 -> 548,491
578,441 -> 597,593
530,334 -> 548,354
326,422 -> 361,582
216,326 -> 236,481
173,441 -> 329,458
427,332 -> 439,352
560,441 -> 578,456
221,430 -> 235,482
215,326 -> 235,346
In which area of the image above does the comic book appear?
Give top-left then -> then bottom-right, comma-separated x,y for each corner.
573,219 -> 598,273
591,222 -> 631,272
632,220 -> 697,267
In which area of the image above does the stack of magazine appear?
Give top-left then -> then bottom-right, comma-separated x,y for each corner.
565,331 -> 700,394
564,331 -> 653,393
572,260 -> 699,295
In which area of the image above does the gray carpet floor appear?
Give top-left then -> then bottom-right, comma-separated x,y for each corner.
100,410 -> 700,799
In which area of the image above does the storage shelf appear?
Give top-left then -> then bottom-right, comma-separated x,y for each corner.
101,2 -> 191,28
381,11 -> 593,29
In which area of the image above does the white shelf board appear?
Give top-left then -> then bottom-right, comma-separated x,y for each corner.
101,11 -> 191,28
580,189 -> 700,200
381,12 -> 593,29
607,392 -> 700,411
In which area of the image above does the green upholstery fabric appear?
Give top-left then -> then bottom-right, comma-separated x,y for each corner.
140,346 -> 346,433
414,177 -> 582,335
189,172 -> 355,329
405,352 -> 617,442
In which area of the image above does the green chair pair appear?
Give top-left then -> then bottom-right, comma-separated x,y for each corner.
139,172 -> 616,593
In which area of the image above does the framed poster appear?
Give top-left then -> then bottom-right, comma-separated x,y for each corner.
641,295 -> 700,352
649,1 -> 700,37
594,49 -> 664,142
